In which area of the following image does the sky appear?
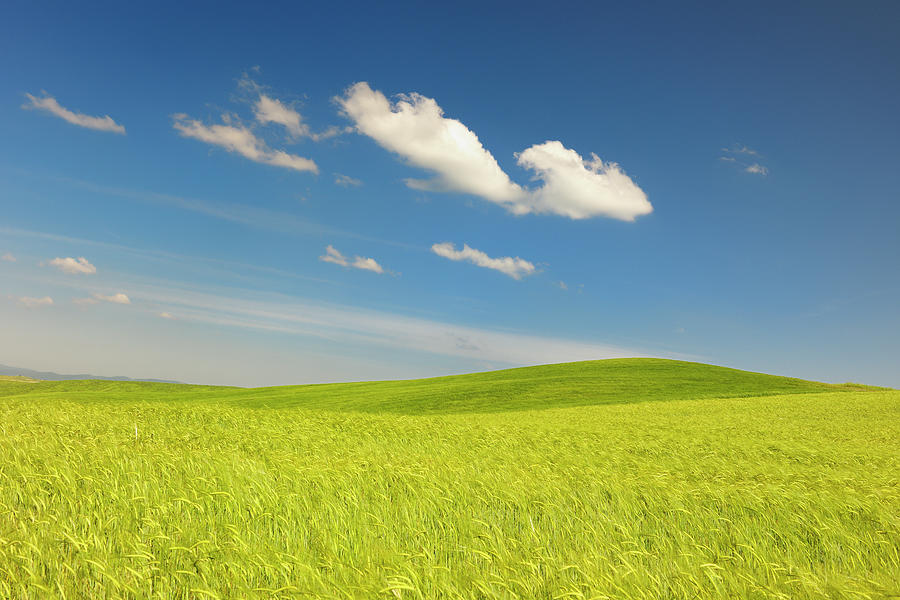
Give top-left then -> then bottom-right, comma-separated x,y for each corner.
1,1 -> 898,387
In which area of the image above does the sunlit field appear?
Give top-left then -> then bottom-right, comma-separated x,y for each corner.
1,359 -> 897,598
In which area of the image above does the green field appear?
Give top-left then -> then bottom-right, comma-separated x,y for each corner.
0,359 -> 897,599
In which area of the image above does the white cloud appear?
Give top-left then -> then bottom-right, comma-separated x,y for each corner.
93,292 -> 131,304
19,296 -> 53,308
745,163 -> 768,175
319,244 -> 349,267
23,93 -> 125,134
351,257 -> 384,274
159,312 -> 175,319
172,114 -> 318,173
721,144 -> 768,175
319,245 -> 386,274
49,256 -> 96,275
556,281 -> 568,291
722,144 -> 759,156
337,82 -> 524,204
334,173 -> 363,187
337,82 -> 651,221
1,253 -> 15,262
516,141 -> 652,220
254,95 -> 308,138
431,242 -> 535,280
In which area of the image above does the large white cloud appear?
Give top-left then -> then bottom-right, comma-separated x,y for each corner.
337,83 -> 652,221
49,256 -> 96,275
431,242 -> 535,280
337,82 -> 525,205
515,141 -> 652,220
23,93 -> 126,134
173,114 -> 318,173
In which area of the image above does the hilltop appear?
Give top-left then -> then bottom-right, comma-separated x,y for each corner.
0,358 -> 885,414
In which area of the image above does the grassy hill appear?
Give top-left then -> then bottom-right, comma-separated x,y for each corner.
0,358 -> 880,413
0,359 -> 897,599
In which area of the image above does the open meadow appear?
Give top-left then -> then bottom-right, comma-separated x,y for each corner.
0,359 -> 897,599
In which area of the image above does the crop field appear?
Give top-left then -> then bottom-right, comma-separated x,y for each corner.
0,359 -> 897,599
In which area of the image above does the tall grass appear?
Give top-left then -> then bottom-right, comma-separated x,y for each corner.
0,361 -> 897,598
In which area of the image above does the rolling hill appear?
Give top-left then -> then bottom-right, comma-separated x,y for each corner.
0,358 -> 882,413
1,358 -> 896,599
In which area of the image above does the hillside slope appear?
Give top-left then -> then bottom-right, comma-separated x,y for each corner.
0,358 -> 879,414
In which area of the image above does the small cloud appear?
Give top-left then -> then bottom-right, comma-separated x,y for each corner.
173,114 -> 318,174
556,281 -> 568,290
720,143 -> 769,175
721,144 -> 759,156
159,312 -> 175,319
745,163 -> 768,176
431,242 -> 536,280
1,252 -> 15,262
240,74 -> 348,142
319,245 -> 387,274
18,296 -> 53,308
675,327 -> 686,334
93,292 -> 131,304
23,93 -> 125,134
351,256 -> 384,274
309,125 -> 352,142
254,94 -> 308,138
49,256 -> 96,275
334,173 -> 363,187
453,336 -> 480,351
319,244 -> 349,267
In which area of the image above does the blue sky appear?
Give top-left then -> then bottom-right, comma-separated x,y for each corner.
1,1 -> 898,386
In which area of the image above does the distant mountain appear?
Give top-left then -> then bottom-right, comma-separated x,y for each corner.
0,364 -> 180,384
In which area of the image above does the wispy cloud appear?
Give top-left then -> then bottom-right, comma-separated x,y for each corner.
23,93 -> 125,134
173,114 -> 318,173
721,144 -> 759,156
1,252 -> 15,262
254,94 -> 308,138
93,292 -> 131,304
2,253 -> 668,376
118,282 -> 650,366
431,242 -> 535,280
41,175 -> 411,249
720,144 -> 768,176
159,312 -> 175,319
337,82 -> 651,221
745,163 -> 768,175
74,292 -> 130,305
18,296 -> 53,308
320,245 -> 386,274
334,173 -> 363,187
48,256 -> 96,275
239,73 -> 348,142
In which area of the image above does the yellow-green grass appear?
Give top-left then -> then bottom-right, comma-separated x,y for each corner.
0,359 -> 897,599
0,376 -> 38,384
